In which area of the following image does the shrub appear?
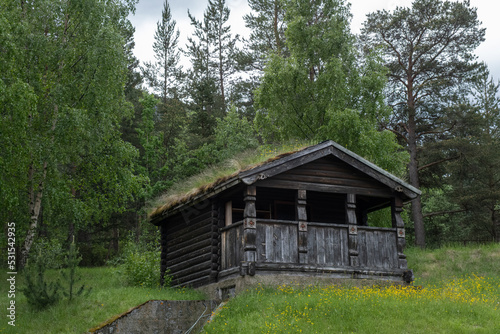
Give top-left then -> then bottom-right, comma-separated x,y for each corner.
120,241 -> 167,288
31,238 -> 65,269
21,253 -> 61,310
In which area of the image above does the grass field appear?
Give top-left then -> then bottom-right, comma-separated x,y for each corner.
0,267 -> 205,334
202,243 -> 500,333
1,243 -> 499,333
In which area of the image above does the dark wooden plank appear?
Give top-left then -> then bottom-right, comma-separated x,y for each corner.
166,216 -> 217,241
316,227 -> 326,264
221,224 -> 243,270
274,173 -> 386,190
168,253 -> 217,273
307,226 -> 317,265
173,268 -> 212,286
256,179 -> 393,197
265,224 -> 274,262
167,238 -> 218,260
172,276 -> 210,288
288,224 -> 298,263
171,260 -> 215,279
166,210 -> 215,234
168,231 -> 218,253
167,245 -> 216,267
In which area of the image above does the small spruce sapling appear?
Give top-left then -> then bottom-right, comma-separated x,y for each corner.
21,250 -> 61,310
61,238 -> 91,300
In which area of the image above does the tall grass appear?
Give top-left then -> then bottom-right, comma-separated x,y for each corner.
203,243 -> 500,333
2,244 -> 498,333
0,267 -> 205,334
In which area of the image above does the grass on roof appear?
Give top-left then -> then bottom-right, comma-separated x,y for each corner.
147,140 -> 316,218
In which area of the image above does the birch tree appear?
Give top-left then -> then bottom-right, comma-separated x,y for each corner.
0,0 -> 141,268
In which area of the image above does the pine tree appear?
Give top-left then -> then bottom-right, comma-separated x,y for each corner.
361,0 -> 485,247
446,67 -> 500,242
243,0 -> 287,70
142,0 -> 182,102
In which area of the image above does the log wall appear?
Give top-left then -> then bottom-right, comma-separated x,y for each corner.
163,203 -> 219,288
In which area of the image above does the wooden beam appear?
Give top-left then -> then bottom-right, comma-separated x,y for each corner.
346,194 -> 359,267
392,195 -> 408,269
296,189 -> 308,264
256,179 -> 393,197
242,186 -> 257,275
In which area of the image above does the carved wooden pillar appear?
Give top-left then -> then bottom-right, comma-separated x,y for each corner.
160,224 -> 168,285
346,194 -> 359,267
392,195 -> 408,269
210,201 -> 220,283
296,189 -> 308,264
242,186 -> 257,276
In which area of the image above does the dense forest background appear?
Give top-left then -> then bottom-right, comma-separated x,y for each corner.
1,0 -> 499,269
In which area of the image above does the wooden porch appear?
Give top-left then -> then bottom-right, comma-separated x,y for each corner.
220,219 -> 409,282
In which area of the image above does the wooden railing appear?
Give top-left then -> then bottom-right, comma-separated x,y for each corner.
220,220 -> 401,273
220,221 -> 243,271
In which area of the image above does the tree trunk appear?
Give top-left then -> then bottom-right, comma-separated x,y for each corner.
407,70 -> 426,248
274,0 -> 281,54
19,161 -> 48,269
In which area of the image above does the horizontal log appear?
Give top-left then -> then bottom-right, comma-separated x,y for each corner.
256,219 -> 298,226
289,167 -> 372,181
256,179 -> 393,198
167,245 -> 217,267
220,221 -> 243,232
166,216 -> 217,241
171,260 -> 215,279
218,267 -> 240,279
274,173 -> 385,190
167,238 -> 218,260
172,268 -> 213,286
171,276 -> 211,289
167,209 -> 215,230
168,231 -> 219,253
168,253 -> 218,273
166,220 -> 218,242
254,262 -> 407,276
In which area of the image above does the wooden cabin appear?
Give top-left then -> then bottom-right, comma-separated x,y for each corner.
149,141 -> 421,293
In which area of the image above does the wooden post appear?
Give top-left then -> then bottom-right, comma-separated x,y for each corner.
210,202 -> 220,282
296,189 -> 308,264
160,224 -> 168,285
242,186 -> 257,276
346,194 -> 359,267
392,195 -> 408,269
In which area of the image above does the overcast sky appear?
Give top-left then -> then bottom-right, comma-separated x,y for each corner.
129,0 -> 500,81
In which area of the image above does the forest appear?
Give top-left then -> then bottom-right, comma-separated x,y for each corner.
1,0 -> 499,270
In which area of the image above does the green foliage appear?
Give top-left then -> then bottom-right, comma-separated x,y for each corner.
119,240 -> 166,288
0,0 -> 142,267
21,254 -> 61,311
60,240 -> 91,301
0,267 -> 206,333
149,139 -> 312,214
254,0 -> 405,173
21,240 -> 92,311
142,0 -> 182,100
31,238 -> 65,270
361,0 -> 486,247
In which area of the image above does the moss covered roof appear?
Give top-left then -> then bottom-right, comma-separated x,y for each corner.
149,140 -> 421,223
148,145 -> 308,221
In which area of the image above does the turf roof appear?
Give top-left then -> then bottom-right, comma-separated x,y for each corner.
148,143 -> 311,221
148,140 -> 421,222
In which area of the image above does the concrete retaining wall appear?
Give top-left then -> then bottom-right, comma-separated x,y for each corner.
89,300 -> 217,334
